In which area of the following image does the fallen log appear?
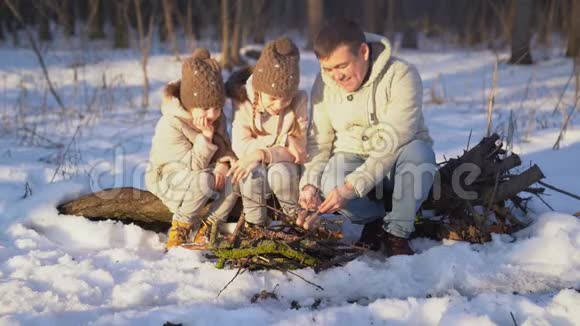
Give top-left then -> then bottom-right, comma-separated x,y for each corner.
57,187 -> 172,232
480,164 -> 545,204
57,187 -> 244,233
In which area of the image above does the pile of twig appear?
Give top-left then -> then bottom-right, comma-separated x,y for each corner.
205,207 -> 365,272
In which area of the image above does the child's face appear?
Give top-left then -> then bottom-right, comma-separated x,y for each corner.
190,107 -> 221,123
260,93 -> 293,115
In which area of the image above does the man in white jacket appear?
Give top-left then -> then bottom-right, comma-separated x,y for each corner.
298,18 -> 436,256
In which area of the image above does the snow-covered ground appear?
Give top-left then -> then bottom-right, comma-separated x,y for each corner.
0,40 -> 579,325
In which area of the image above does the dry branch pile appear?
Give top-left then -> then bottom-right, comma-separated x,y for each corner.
200,210 -> 365,272
417,133 -> 546,243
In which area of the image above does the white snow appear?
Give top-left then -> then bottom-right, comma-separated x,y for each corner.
0,38 -> 579,325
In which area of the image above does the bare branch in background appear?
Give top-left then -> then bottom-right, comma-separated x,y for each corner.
87,0 -> 105,39
565,0 -> 580,57
175,0 -> 196,52
220,0 -> 231,70
486,54 -> 499,136
305,0 -> 322,50
134,0 -> 155,108
162,0 -> 180,60
230,0 -> 246,66
508,0 -> 534,65
3,0 -> 66,112
553,57 -> 580,150
42,0 -> 74,38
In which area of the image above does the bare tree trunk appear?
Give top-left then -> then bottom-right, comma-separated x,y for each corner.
6,12 -> 19,46
230,0 -> 245,66
537,0 -> 555,48
486,0 -> 513,49
63,0 -> 74,37
134,0 -> 155,108
37,2 -> 52,41
87,0 -> 105,39
183,0 -> 196,51
462,1 -> 484,45
175,0 -> 193,51
459,2 -> 479,45
401,24 -> 419,49
56,0 -> 75,38
220,0 -> 232,70
0,1 -> 8,41
363,0 -> 379,34
2,0 -> 22,46
45,0 -> 75,38
113,0 -> 129,48
251,0 -> 265,44
73,0 -> 84,26
566,0 -> 580,57
0,13 -> 4,41
280,1 -> 292,32
401,0 -> 418,49
478,0 -> 490,45
386,0 -> 395,38
509,0 -> 534,65
306,0 -> 323,50
157,8 -> 166,43
162,0 -> 180,60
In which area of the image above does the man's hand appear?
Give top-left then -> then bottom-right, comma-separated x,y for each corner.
318,182 -> 357,214
212,162 -> 229,191
297,185 -> 322,230
227,150 -> 263,183
296,209 -> 321,230
298,185 -> 321,211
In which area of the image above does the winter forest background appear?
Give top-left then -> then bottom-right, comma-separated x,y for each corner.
2,0 -> 580,60
0,0 -> 579,109
0,0 -> 579,325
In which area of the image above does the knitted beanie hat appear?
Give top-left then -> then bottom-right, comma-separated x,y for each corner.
252,37 -> 300,98
180,48 -> 225,109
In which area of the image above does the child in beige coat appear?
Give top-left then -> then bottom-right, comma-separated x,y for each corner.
228,37 -> 308,225
146,49 -> 238,249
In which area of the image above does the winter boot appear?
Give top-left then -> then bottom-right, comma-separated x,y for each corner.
382,231 -> 414,257
355,218 -> 384,251
181,222 -> 210,250
166,219 -> 193,249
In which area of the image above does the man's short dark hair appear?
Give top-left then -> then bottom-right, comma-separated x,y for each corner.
313,17 -> 366,60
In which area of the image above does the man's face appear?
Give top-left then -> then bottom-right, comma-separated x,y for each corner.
320,43 -> 370,93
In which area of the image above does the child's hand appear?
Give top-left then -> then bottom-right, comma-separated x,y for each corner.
193,118 -> 214,140
287,136 -> 307,164
212,162 -> 229,191
200,125 -> 214,141
192,116 -> 214,139
192,114 -> 210,129
227,151 -> 263,183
